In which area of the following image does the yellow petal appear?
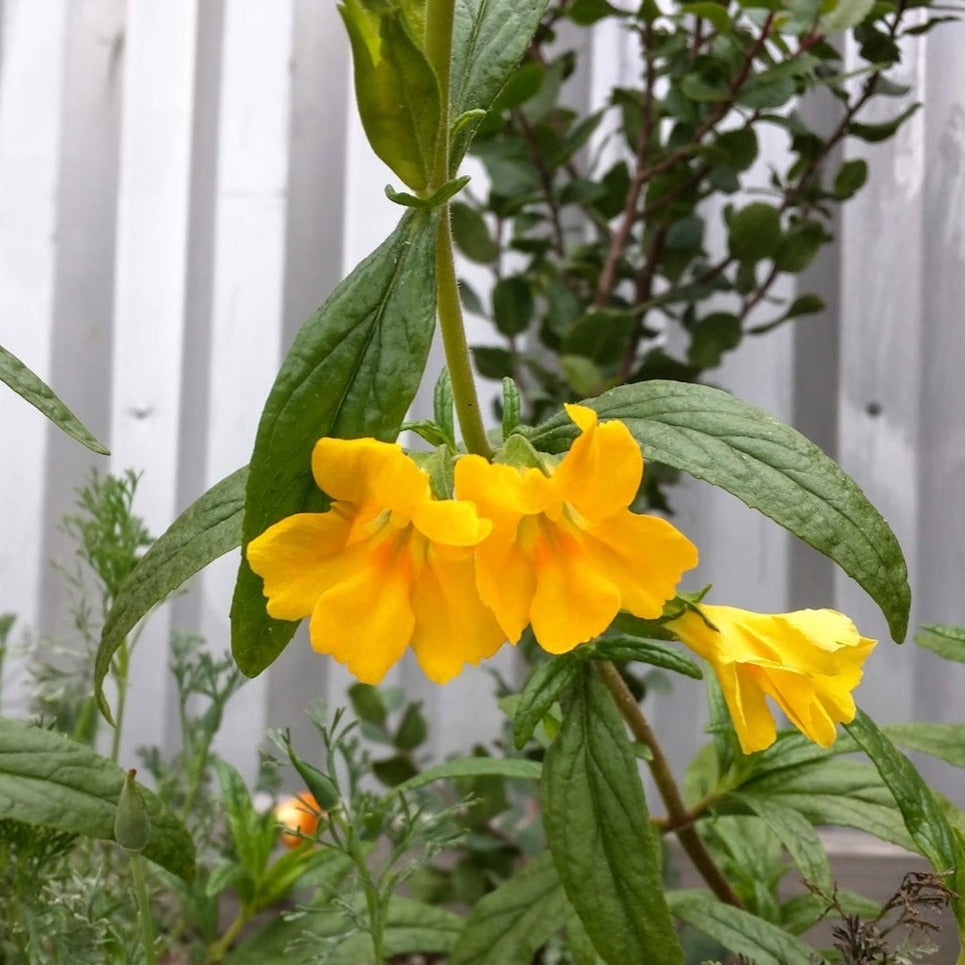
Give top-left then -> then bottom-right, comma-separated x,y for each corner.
471,525 -> 536,644
717,661 -> 777,754
552,405 -> 643,522
308,534 -> 414,683
246,511 -> 354,620
529,520 -> 622,653
584,512 -> 698,618
413,498 -> 491,547
312,437 -> 428,519
455,455 -> 545,523
409,550 -> 507,682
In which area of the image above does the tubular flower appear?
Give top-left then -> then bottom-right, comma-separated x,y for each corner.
454,404 -> 698,654
669,604 -> 877,754
247,437 -> 506,684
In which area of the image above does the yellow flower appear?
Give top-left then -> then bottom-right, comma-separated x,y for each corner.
454,404 -> 698,654
670,604 -> 876,754
247,437 -> 506,684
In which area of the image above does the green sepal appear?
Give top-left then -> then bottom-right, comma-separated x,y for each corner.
492,433 -> 548,471
114,768 -> 151,853
282,730 -> 341,812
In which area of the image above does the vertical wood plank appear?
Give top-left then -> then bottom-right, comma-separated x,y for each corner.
0,1 -> 68,713
914,23 -> 965,799
201,0 -> 294,777
835,33 -> 925,724
107,1 -> 199,763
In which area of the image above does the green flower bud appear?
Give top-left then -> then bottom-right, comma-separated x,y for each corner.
284,736 -> 340,812
114,768 -> 151,853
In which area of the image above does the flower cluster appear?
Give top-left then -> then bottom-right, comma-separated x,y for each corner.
247,404 -> 876,751
247,404 -> 697,682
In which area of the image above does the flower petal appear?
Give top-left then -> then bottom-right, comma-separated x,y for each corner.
529,520 -> 622,653
471,526 -> 536,644
409,550 -> 507,682
312,437 -> 429,520
413,498 -> 491,547
455,455 -> 548,521
308,534 -> 414,683
552,405 -> 643,522
584,512 -> 698,618
247,511 -> 354,620
718,662 -> 778,754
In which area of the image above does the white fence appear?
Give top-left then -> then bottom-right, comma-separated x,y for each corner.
1,1 -> 964,804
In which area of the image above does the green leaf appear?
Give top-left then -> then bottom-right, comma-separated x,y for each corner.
527,381 -> 910,641
681,1 -> 733,32
492,276 -> 534,336
916,623 -> 965,663
585,635 -> 703,679
848,103 -> 920,143
833,158 -> 869,199
96,466 -> 248,722
774,221 -> 829,273
339,0 -> 440,191
449,852 -> 569,964
844,710 -> 960,875
819,0 -> 875,33
885,723 -> 965,769
0,716 -> 194,881
232,210 -> 439,678
666,890 -> 817,965
0,343 -> 109,454
394,702 -> 428,751
542,668 -> 684,964
513,656 -> 580,749
451,201 -> 499,262
731,793 -> 832,891
727,202 -> 782,264
451,0 -> 551,131
471,345 -> 515,379
214,759 -> 275,882
392,757 -> 542,794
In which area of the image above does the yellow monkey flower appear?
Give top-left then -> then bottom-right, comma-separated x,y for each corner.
454,404 -> 698,654
247,437 -> 506,684
670,604 -> 876,754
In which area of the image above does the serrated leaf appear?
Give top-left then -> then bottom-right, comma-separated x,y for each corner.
916,623 -> 965,663
586,635 -> 703,679
232,211 -> 438,678
339,0 -> 440,191
542,668 -> 684,964
666,890 -> 816,965
449,851 -> 568,964
731,793 -> 832,891
96,466 -> 248,722
528,381 -> 910,642
513,656 -> 580,749
0,717 -> 194,881
0,344 -> 109,454
392,757 -> 542,794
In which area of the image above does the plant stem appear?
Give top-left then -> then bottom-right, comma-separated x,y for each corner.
207,909 -> 247,964
424,0 -> 493,457
436,216 -> 493,457
130,853 -> 157,965
596,660 -> 744,909
335,812 -> 386,964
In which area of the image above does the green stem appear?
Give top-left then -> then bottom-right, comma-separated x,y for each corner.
207,909 -> 248,964
436,216 -> 493,457
596,661 -> 744,909
130,853 -> 157,965
425,0 -> 455,190
335,812 -> 386,964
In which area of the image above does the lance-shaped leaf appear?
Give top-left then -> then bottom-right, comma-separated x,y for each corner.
450,0 -> 550,164
844,709 -> 965,934
339,0 -> 440,191
232,211 -> 439,677
449,851 -> 569,965
542,667 -> 684,964
0,717 -> 194,881
95,467 -> 248,722
1,343 -> 108,454
513,655 -> 580,749
528,381 -> 910,642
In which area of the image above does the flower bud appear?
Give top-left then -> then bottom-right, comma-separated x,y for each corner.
284,737 -> 340,811
114,768 -> 151,853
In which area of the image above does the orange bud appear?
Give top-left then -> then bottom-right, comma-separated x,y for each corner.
275,792 -> 323,849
